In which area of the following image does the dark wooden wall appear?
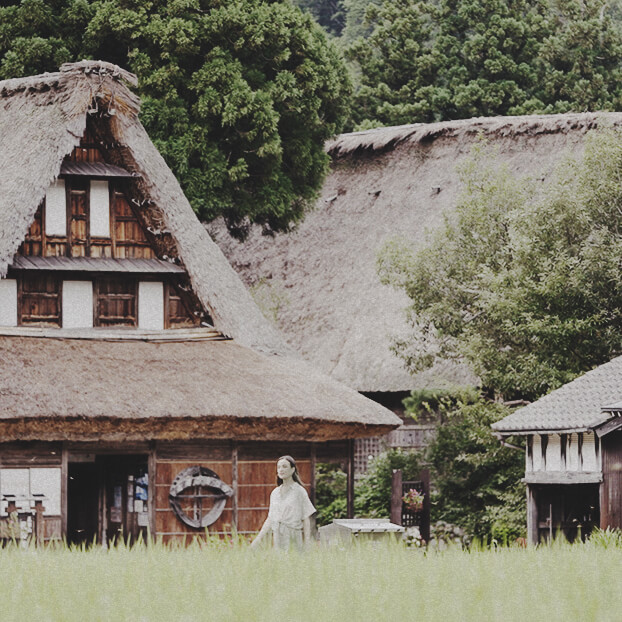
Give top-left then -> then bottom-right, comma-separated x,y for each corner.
154,441 -> 322,544
600,431 -> 622,529
0,439 -> 352,545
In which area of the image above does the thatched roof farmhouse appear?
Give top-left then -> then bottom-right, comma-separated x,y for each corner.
212,113 -> 622,395
0,62 -> 400,545
211,113 -> 622,466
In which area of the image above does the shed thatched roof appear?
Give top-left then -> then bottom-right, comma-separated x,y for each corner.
492,355 -> 622,435
0,333 -> 399,442
0,61 -> 286,355
211,112 -> 622,393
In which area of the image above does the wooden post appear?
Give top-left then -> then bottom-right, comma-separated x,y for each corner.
34,499 -> 45,547
390,469 -> 402,525
231,444 -> 238,533
148,442 -> 157,542
419,469 -> 431,542
527,484 -> 538,545
310,444 -> 317,506
61,445 -> 68,540
346,439 -> 355,518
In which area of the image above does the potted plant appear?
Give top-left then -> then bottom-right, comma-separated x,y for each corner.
402,488 -> 425,513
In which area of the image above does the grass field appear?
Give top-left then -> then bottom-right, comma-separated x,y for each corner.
2,538 -> 621,621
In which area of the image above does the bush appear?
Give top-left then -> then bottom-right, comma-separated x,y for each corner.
314,463 -> 347,526
421,394 -> 526,541
354,449 -> 423,518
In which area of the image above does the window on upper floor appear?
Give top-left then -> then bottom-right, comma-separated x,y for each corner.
0,276 -> 200,330
20,178 -> 153,260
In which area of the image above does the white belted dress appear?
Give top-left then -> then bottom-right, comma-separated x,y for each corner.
268,482 -> 316,551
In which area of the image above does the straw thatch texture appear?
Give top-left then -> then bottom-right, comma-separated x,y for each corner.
0,335 -> 401,442
0,61 -> 286,355
211,112 -> 622,392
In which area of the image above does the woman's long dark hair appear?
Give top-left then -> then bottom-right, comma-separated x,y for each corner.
276,455 -> 304,486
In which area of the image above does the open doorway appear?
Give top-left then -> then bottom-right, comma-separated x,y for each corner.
535,484 -> 600,543
67,461 -> 99,546
67,455 -> 149,546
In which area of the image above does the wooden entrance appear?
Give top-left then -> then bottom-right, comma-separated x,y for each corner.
529,483 -> 600,543
67,454 -> 148,546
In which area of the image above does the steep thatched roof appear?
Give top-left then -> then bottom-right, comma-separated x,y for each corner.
492,355 -> 622,435
211,112 -> 622,393
0,333 -> 400,442
0,61 -> 285,355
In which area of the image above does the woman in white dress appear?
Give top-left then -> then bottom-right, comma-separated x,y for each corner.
250,455 -> 316,551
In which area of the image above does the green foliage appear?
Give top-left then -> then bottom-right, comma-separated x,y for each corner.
6,543 -> 622,620
585,527 -> 622,549
355,448 -> 423,518
346,0 -> 622,128
403,386 -> 480,422
314,463 -> 347,525
379,129 -> 622,400
0,0 -> 351,236
417,394 -> 525,541
293,0 -> 346,37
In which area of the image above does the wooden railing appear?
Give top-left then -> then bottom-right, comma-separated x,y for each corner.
0,498 -> 46,546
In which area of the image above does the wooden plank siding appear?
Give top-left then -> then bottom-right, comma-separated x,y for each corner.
12,132 -> 202,329
17,135 -> 153,261
0,440 -> 351,544
600,430 -> 622,529
152,441 -> 333,543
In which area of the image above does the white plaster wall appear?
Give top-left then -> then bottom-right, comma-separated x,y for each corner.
0,279 -> 17,327
45,180 -> 66,236
582,432 -> 598,471
90,180 -> 110,237
138,281 -> 164,330
567,433 -> 579,471
62,281 -> 93,328
546,434 -> 562,471
532,435 -> 543,471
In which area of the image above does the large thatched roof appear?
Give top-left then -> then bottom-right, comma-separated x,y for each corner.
0,61 -> 285,355
0,332 -> 399,442
0,62 -> 402,439
211,112 -> 622,393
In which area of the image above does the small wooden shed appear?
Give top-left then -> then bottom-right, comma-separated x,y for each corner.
0,61 -> 401,545
492,356 -> 622,544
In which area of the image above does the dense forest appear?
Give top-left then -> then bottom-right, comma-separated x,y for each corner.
295,0 -> 622,129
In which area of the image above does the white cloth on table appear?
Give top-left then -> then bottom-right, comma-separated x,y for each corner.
268,482 -> 316,551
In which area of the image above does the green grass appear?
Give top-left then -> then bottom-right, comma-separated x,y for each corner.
1,539 -> 621,621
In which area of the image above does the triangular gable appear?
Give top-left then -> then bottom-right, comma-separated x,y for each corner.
0,61 -> 287,354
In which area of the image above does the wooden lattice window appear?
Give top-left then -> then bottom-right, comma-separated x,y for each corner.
113,192 -> 153,259
95,278 -> 137,327
19,274 -> 60,326
68,178 -> 89,257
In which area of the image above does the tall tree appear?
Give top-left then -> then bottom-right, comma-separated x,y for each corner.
0,0 -> 351,237
293,0 -> 347,37
378,130 -> 622,400
347,0 -> 622,128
